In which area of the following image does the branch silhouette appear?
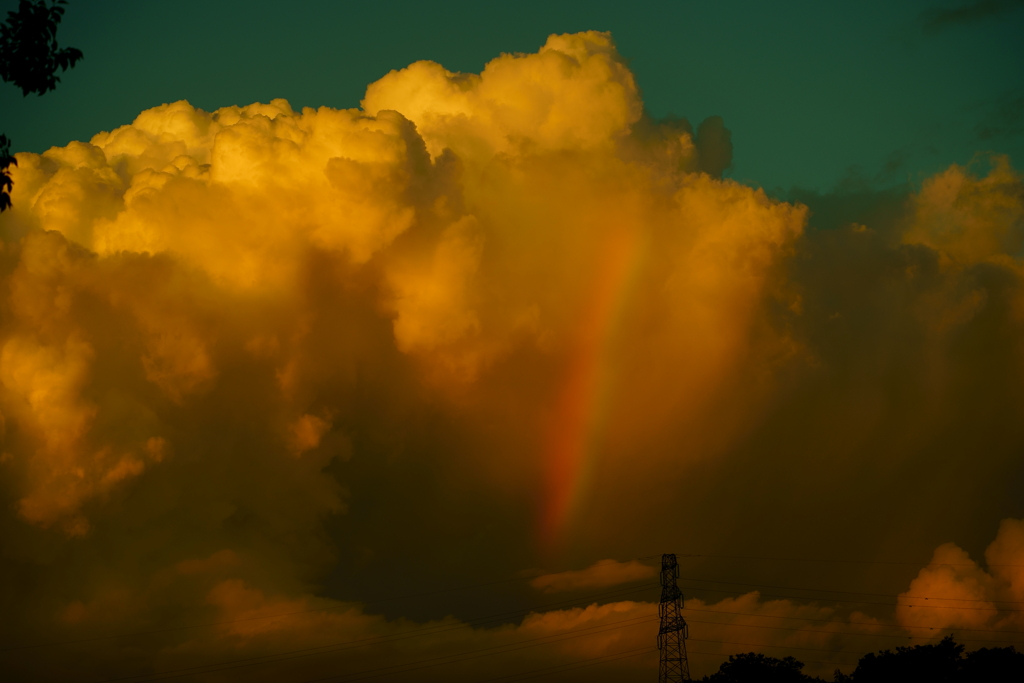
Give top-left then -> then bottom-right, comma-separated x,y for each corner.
1,0 -> 83,211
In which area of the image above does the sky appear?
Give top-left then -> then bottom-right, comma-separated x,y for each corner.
1,1 -> 1024,682
2,0 -> 1023,191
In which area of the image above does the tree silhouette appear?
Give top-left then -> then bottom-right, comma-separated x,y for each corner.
839,635 -> 1022,683
0,133 -> 13,211
849,635 -> 964,683
703,652 -> 824,683
702,637 -> 1022,683
960,644 -> 1024,683
0,0 -> 82,211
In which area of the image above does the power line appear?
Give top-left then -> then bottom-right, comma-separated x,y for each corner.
49,584 -> 1024,683
689,636 -> 865,656
83,584 -> 659,683
55,587 -> 1024,683
0,571 -> 552,653
470,646 -> 654,683
677,553 -> 1024,568
300,623 -> 875,683
7,552 -> 1015,654
105,587 -> 1022,683
299,621 -> 872,683
685,605 -> 1024,637
684,648 -> 859,667
294,615 -> 661,683
13,554 -> 1024,683
476,614 -> 1024,682
124,597 -> 1008,683
684,617 -> 1024,646
2,561 -> 657,654
677,581 -> 1024,613
43,579 -> 1024,683
94,616 -> 656,683
128,615 -> 794,683
490,645 -> 859,683
678,574 -> 1024,605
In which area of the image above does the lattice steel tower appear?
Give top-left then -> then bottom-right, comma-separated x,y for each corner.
658,553 -> 691,682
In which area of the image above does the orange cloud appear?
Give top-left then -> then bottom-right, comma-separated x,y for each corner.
1,29 -> 1023,683
531,559 -> 657,593
898,518 -> 1024,634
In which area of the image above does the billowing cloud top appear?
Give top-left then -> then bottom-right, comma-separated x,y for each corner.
0,31 -> 792,537
1,31 -> 1023,682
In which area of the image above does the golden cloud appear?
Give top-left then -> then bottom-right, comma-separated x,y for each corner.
1,30 -> 1023,683
531,558 -> 657,593
898,518 -> 1024,633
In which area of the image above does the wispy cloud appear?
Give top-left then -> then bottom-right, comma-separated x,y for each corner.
531,559 -> 657,593
920,0 -> 1024,32
976,89 -> 1024,141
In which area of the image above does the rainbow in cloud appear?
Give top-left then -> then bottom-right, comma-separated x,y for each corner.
539,225 -> 647,551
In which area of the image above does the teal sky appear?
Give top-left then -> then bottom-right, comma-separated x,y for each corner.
2,0 -> 1022,191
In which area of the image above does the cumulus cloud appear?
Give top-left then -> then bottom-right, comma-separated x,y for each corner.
1,30 -> 1023,682
897,518 -> 1024,633
1,30 -> 803,539
531,558 -> 657,593
903,155 -> 1024,266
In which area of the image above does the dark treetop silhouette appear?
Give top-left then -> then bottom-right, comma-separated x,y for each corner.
0,0 -> 82,211
704,652 -> 817,683
702,636 -> 1023,683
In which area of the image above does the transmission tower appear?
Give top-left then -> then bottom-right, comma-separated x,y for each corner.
658,553 -> 691,682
